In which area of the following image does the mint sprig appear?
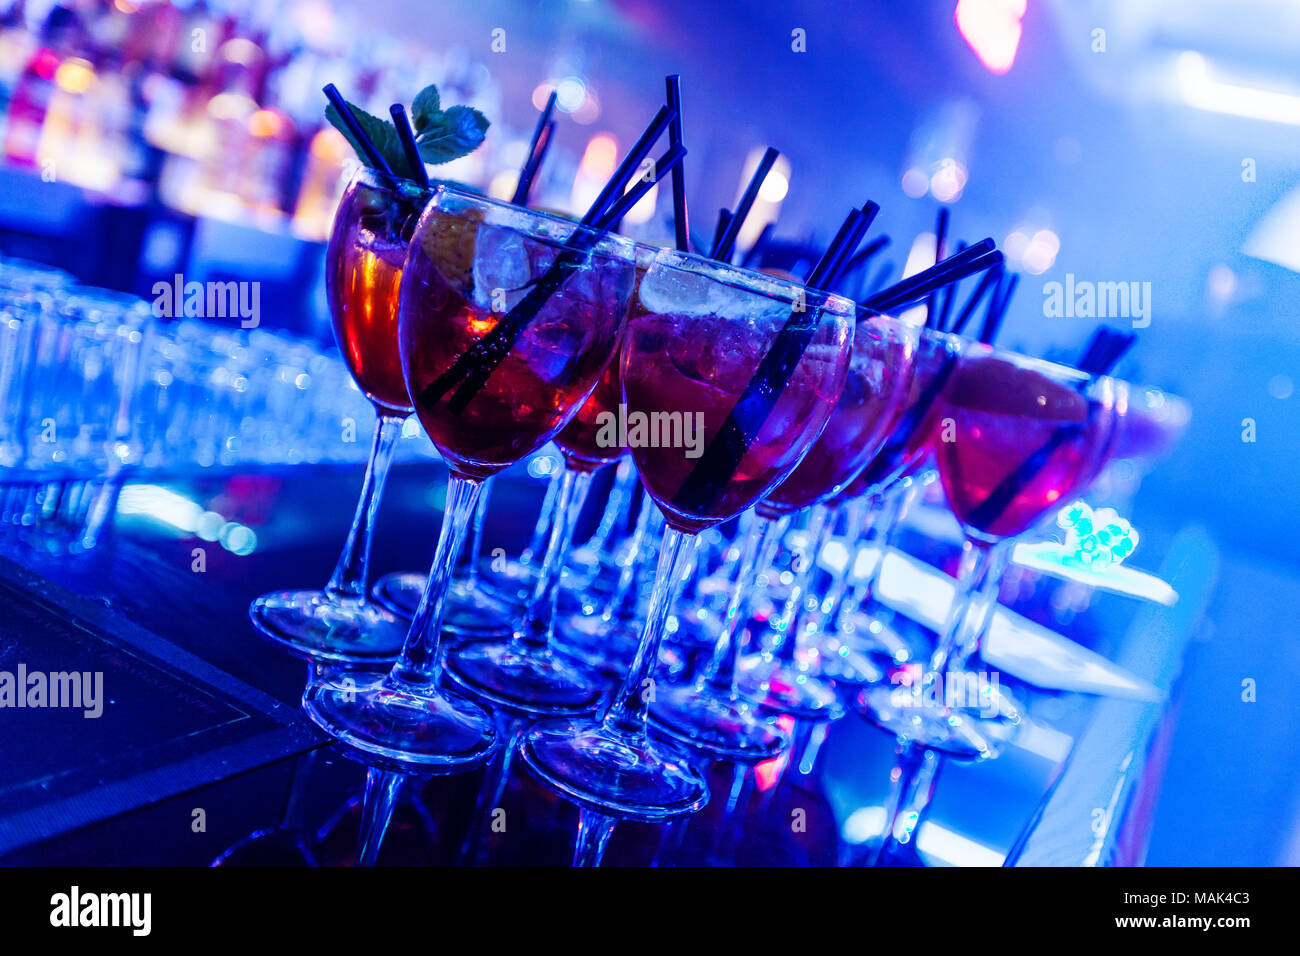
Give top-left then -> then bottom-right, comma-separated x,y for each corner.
326,83 -> 489,180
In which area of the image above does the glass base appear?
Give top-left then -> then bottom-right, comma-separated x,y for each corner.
249,589 -> 407,665
210,828 -> 316,867
649,682 -> 788,762
443,641 -> 604,718
736,654 -> 846,721
371,571 -> 518,639
854,680 -> 1020,760
554,612 -> 642,678
478,558 -> 538,607
521,719 -> 709,821
302,673 -> 498,772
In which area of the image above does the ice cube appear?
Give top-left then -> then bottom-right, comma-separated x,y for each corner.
636,264 -> 718,317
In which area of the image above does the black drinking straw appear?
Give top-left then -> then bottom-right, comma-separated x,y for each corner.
418,107 -> 675,415
598,143 -> 688,227
867,253 -> 1002,315
866,249 -> 1002,314
948,263 -> 999,336
389,104 -> 429,187
1078,327 -> 1135,374
934,240 -> 967,330
512,91 -> 558,206
925,207 -> 949,320
979,267 -> 1008,344
995,272 -> 1020,320
711,147 -> 780,262
324,84 -> 394,179
665,75 -> 691,252
712,209 -> 732,258
978,268 -> 1016,345
580,105 -> 675,227
1078,328 -> 1107,373
823,209 -> 872,289
934,207 -> 950,262
513,121 -> 555,207
806,209 -> 865,288
827,202 -> 880,289
862,239 -> 995,310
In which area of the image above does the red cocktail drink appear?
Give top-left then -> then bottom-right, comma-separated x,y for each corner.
554,349 -> 624,470
936,353 -> 1116,541
399,202 -> 633,479
325,178 -> 426,415
830,327 -> 962,505
623,258 -> 853,533
759,314 -> 915,516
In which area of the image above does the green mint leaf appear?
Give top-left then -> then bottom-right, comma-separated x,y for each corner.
416,105 -> 489,165
325,99 -> 415,178
411,85 -> 442,134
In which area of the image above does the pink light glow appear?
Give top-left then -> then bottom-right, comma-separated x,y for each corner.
954,0 -> 1026,75
753,715 -> 797,792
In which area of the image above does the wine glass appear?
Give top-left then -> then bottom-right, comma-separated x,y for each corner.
750,326 -> 964,688
520,248 -> 856,858
649,312 -> 916,757
856,340 -> 1126,758
250,167 -> 427,665
302,186 -> 637,769
442,343 -> 627,718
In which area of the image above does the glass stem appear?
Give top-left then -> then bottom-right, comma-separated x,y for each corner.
325,414 -> 403,601
517,463 -> 594,650
869,742 -> 942,866
457,475 -> 494,588
602,523 -> 694,738
355,767 -> 404,866
390,474 -> 483,686
703,513 -> 784,695
821,496 -> 872,632
520,468 -> 561,566
599,490 -> 654,621
845,484 -> 907,622
458,715 -> 525,864
573,808 -> 618,867
772,505 -> 834,666
929,538 -> 1012,677
584,456 -> 636,556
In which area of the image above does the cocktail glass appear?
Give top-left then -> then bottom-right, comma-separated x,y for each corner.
250,167 -> 427,664
520,248 -> 856,860
650,312 -> 916,754
784,327 -> 965,679
442,344 -> 626,718
856,340 -> 1126,758
303,186 -> 637,769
